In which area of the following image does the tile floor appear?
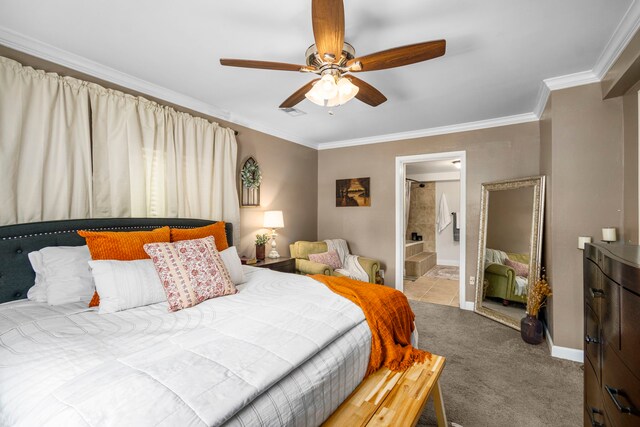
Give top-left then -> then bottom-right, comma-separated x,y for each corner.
403,275 -> 459,307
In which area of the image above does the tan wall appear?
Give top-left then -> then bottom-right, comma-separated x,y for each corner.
235,129 -> 318,258
486,186 -> 535,254
622,81 -> 639,244
317,122 -> 540,298
542,83 -> 624,350
406,182 -> 435,251
435,181 -> 461,264
0,46 -> 319,256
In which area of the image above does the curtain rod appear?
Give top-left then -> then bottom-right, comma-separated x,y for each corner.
233,130 -> 239,136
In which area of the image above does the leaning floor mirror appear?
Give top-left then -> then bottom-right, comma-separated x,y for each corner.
474,176 -> 545,330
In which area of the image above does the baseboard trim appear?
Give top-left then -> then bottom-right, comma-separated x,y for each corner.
460,301 -> 475,311
545,326 -> 584,363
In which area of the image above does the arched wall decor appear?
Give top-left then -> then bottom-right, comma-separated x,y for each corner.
240,156 -> 261,207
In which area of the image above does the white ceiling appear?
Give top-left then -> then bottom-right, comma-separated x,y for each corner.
0,0 -> 635,148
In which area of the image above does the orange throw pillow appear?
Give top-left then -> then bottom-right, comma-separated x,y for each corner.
78,226 -> 171,307
170,222 -> 229,250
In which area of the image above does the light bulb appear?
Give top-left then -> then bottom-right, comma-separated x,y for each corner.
319,74 -> 338,99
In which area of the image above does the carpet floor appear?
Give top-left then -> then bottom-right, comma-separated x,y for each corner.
411,301 -> 583,427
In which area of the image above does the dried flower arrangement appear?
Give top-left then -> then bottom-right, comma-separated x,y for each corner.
527,273 -> 552,317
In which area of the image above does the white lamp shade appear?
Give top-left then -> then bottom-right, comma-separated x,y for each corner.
263,210 -> 284,229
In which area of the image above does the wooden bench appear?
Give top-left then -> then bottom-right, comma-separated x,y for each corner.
323,355 -> 447,427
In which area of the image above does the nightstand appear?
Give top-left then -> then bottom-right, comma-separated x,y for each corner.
253,257 -> 296,274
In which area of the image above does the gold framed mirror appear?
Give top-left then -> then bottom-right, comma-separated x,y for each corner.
474,176 -> 545,330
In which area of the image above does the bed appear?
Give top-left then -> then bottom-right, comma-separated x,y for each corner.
0,218 -> 375,426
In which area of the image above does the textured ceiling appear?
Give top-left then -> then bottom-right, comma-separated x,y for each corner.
0,0 -> 634,147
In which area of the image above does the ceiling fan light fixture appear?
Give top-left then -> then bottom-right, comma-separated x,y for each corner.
305,75 -> 358,107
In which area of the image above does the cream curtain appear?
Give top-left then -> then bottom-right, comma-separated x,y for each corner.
88,85 -> 240,228
0,57 -> 92,225
0,55 -> 240,229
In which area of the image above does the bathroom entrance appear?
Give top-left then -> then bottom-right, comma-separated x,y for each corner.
395,152 -> 468,310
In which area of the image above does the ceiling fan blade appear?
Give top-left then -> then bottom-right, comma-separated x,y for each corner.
220,59 -> 313,72
312,0 -> 345,63
346,75 -> 387,107
279,79 -> 320,108
347,40 -> 446,72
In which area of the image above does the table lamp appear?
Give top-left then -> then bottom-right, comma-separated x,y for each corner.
263,210 -> 284,258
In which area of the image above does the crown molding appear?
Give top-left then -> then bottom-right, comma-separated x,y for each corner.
0,26 -> 319,150
317,113 -> 538,150
593,0 -> 640,79
543,70 -> 600,91
533,80 -> 552,118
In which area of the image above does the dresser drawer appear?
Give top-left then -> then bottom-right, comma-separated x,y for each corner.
620,288 -> 640,375
585,304 -> 601,380
586,358 -> 607,426
602,345 -> 640,427
601,276 -> 620,351
585,258 -> 603,316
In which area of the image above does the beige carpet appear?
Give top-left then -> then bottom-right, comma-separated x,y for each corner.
411,301 -> 582,427
423,265 -> 460,281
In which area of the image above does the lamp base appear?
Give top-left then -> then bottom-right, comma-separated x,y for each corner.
268,231 -> 279,258
268,249 -> 280,259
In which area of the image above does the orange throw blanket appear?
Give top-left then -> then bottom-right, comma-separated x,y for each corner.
310,274 -> 430,376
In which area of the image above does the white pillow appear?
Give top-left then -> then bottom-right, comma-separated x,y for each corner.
219,246 -> 245,285
89,259 -> 166,314
42,246 -> 95,305
27,251 -> 47,302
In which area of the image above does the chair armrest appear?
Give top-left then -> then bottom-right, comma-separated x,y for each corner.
485,263 -> 515,279
357,256 -> 380,283
296,259 -> 333,275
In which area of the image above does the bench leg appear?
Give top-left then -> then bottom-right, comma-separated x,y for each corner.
433,380 -> 448,427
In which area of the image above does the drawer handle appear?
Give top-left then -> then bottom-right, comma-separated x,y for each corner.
585,335 -> 600,344
605,385 -> 638,415
589,407 -> 604,427
590,288 -> 605,298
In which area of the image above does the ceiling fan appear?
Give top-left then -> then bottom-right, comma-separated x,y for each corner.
220,0 -> 446,109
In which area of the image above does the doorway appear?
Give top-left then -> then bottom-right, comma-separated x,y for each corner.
395,151 -> 470,310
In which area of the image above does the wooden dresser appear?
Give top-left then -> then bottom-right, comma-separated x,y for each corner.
584,243 -> 640,427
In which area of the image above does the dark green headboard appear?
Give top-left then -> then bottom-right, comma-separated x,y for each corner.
0,218 -> 232,304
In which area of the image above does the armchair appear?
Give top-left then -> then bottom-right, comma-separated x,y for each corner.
484,251 -> 529,304
289,241 -> 380,284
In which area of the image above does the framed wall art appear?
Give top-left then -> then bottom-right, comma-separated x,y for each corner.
336,177 -> 370,207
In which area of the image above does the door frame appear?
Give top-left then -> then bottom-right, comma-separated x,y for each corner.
394,151 -> 472,310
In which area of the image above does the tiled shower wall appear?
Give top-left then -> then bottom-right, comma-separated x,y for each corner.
406,182 -> 435,252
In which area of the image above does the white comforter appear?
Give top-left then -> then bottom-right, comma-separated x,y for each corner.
0,267 -> 367,426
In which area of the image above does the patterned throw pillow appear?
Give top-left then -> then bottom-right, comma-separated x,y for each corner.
144,236 -> 237,312
505,258 -> 529,277
308,250 -> 343,270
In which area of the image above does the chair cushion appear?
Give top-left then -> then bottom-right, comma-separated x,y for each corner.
292,241 -> 328,260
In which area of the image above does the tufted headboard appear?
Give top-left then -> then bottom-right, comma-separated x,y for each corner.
0,218 -> 232,304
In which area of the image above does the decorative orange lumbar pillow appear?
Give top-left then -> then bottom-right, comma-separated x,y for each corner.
170,222 -> 229,250
78,226 -> 171,307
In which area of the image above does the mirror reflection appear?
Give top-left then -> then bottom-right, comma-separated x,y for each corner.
475,177 -> 545,329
